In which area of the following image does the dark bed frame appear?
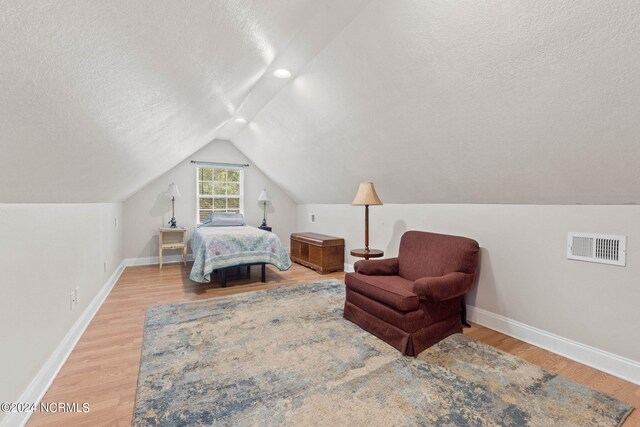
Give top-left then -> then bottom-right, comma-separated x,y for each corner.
211,262 -> 266,288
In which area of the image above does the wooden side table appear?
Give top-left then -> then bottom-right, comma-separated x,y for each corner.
350,248 -> 384,260
159,227 -> 187,268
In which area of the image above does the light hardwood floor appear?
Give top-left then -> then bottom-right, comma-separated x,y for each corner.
29,263 -> 638,426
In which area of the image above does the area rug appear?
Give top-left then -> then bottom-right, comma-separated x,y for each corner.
134,279 -> 633,426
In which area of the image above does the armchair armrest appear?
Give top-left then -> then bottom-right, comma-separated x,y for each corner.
354,257 -> 399,276
412,272 -> 475,301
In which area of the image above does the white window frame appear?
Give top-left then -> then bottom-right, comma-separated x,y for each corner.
195,166 -> 245,224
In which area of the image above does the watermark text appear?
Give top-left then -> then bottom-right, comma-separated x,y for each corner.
1,402 -> 90,413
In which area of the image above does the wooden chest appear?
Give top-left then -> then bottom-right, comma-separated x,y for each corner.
290,232 -> 345,274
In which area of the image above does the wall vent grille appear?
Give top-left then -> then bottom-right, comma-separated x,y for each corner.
567,233 -> 626,266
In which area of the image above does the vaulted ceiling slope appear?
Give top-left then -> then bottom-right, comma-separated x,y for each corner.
232,1 -> 640,204
0,0 -> 369,202
3,1 -> 640,205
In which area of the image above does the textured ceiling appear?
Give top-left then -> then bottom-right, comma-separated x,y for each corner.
0,0 -> 367,202
3,1 -> 640,204
232,0 -> 640,204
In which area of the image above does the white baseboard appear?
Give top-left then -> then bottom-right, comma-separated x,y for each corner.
467,305 -> 640,386
1,260 -> 127,427
125,254 -> 194,267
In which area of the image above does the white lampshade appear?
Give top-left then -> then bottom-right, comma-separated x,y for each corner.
351,182 -> 382,206
257,189 -> 271,202
168,182 -> 182,198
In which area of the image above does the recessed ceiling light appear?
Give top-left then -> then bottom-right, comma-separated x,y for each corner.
234,117 -> 247,124
273,68 -> 292,79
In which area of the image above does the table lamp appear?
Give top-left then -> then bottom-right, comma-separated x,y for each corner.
167,182 -> 181,228
258,189 -> 271,227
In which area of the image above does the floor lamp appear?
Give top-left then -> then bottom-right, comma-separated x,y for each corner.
351,182 -> 383,259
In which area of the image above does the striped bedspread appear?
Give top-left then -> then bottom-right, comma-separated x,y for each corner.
189,226 -> 291,283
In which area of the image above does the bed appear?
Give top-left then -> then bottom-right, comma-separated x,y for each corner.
189,224 -> 292,286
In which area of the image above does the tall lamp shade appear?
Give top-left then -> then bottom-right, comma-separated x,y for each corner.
352,182 -> 383,255
169,182 -> 182,198
258,189 -> 271,227
167,183 -> 181,228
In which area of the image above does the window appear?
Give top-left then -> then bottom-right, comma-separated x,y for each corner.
196,167 -> 244,223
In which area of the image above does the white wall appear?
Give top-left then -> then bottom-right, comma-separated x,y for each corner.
0,203 -> 123,419
297,204 -> 640,363
123,140 -> 297,260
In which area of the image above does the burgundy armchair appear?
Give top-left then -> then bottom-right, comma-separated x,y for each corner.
344,231 -> 479,356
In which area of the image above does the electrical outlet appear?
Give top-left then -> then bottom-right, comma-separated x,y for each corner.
309,213 -> 316,223
75,287 -> 79,305
114,217 -> 119,229
104,260 -> 107,273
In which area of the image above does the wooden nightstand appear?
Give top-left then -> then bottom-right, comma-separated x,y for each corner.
159,227 -> 187,268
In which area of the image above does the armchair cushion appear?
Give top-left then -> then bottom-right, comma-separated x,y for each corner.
398,231 -> 479,281
354,257 -> 399,276
412,272 -> 475,301
345,273 -> 419,312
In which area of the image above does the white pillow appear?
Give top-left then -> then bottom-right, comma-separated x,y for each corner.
201,212 -> 246,227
